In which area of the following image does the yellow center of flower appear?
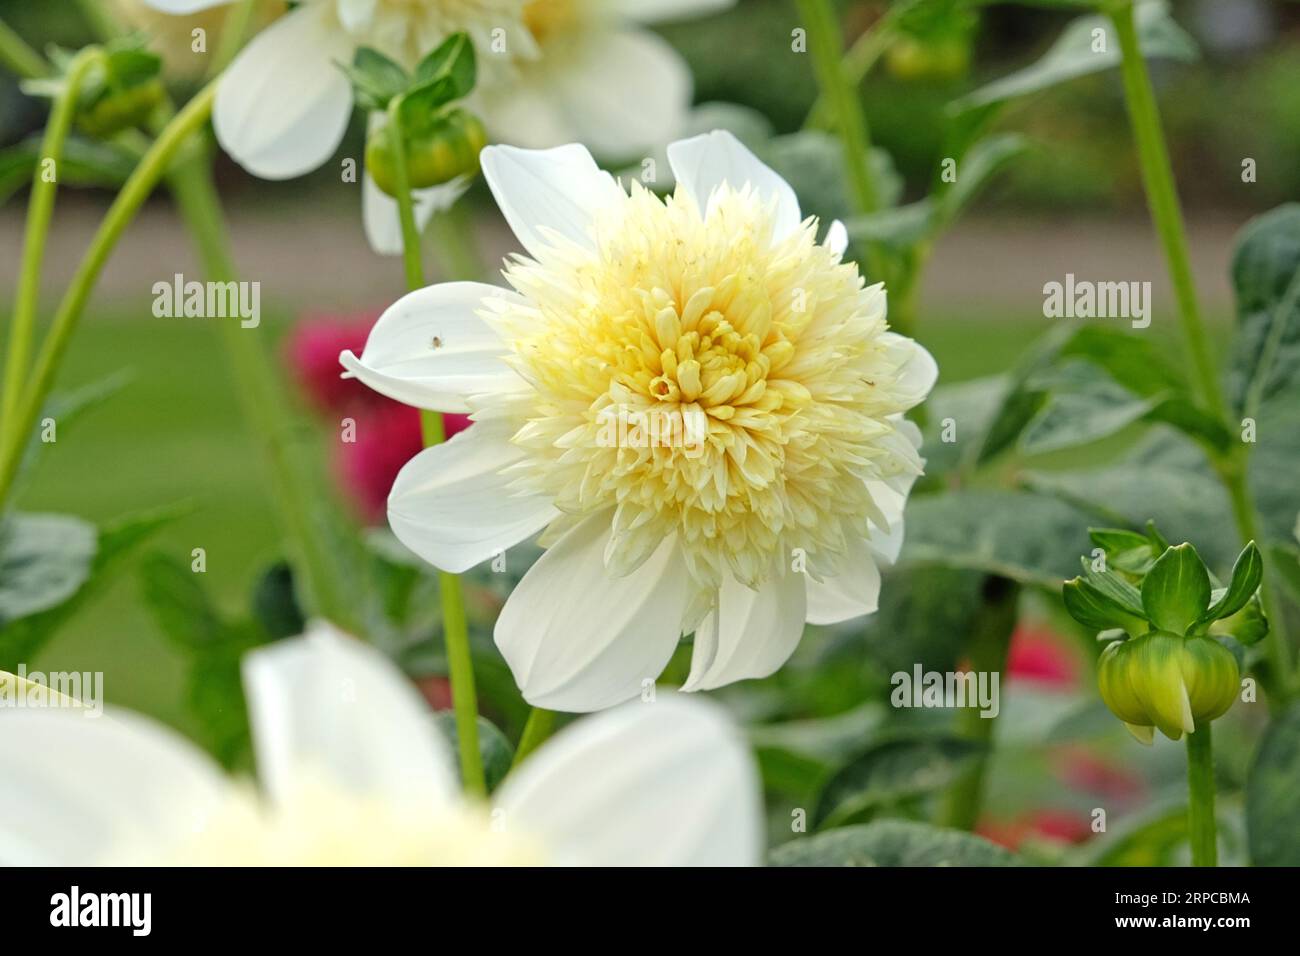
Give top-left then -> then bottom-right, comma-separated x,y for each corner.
113,779 -> 545,866
522,0 -> 578,45
484,183 -> 920,593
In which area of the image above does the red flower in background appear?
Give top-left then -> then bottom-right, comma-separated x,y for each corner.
978,809 -> 1092,850
285,312 -> 470,522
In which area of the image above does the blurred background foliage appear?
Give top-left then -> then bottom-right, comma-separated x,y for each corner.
2,0 -> 1298,864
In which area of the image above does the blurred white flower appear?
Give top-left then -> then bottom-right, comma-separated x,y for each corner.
341,131 -> 937,712
0,624 -> 760,865
140,0 -> 732,254
477,0 -> 735,157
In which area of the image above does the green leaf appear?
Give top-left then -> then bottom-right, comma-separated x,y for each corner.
103,45 -> 162,90
1089,527 -> 1157,574
935,133 -> 1027,224
765,133 -> 901,228
900,489 -> 1093,586
340,46 -> 409,111
949,0 -> 1197,114
1247,702 -> 1300,865
250,561 -> 305,641
1208,594 -> 1268,647
813,735 -> 985,828
1229,203 -> 1300,416
0,134 -> 138,205
397,76 -> 460,132
139,552 -> 227,650
1079,558 -> 1147,617
414,31 -> 476,100
1200,542 -> 1262,623
1141,543 -> 1211,633
0,513 -> 96,624
771,820 -> 1020,866
1063,577 -> 1144,633
0,505 -> 183,667
432,712 -> 514,792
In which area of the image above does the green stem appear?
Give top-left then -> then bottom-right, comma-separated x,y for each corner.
165,144 -> 359,632
941,577 -> 1020,830
0,18 -> 50,79
1111,1 -> 1292,703
74,0 -> 123,41
804,0 -> 922,130
795,0 -> 886,282
0,79 -> 219,512
385,98 -> 486,796
512,707 -> 557,769
2,47 -> 103,436
428,200 -> 482,282
1186,723 -> 1218,866
1111,5 -> 1223,417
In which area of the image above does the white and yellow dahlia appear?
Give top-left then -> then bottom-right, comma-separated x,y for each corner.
0,625 -> 760,865
341,131 -> 936,713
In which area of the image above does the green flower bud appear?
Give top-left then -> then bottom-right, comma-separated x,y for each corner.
367,109 -> 486,198
1097,630 -> 1239,743
77,77 -> 165,138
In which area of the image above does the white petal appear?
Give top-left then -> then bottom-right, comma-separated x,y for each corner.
610,0 -> 736,23
480,143 -> 625,259
339,281 -> 523,412
336,0 -> 377,32
543,30 -> 691,158
683,566 -> 806,691
0,708 -> 225,865
805,537 -> 883,625
826,219 -> 848,256
139,0 -> 231,11
243,623 -> 456,807
667,129 -> 801,240
495,695 -> 761,865
388,421 -> 559,573
863,416 -> 924,563
213,2 -> 354,180
884,333 -> 939,409
494,513 -> 690,712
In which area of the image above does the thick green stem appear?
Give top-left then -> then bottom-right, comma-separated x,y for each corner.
1111,1 -> 1292,702
941,577 -> 1020,830
0,80 -> 219,512
1186,723 -> 1218,866
165,146 -> 359,631
512,707 -> 557,769
796,0 -> 886,283
2,47 -> 103,435
385,98 -> 486,796
0,18 -> 49,79
428,200 -> 482,282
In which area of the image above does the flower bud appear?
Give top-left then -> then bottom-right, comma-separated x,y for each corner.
366,109 -> 487,198
77,78 -> 165,138
1097,630 -> 1238,744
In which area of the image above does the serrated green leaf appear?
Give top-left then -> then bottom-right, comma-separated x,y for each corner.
771,820 -> 1020,866
1141,543 -> 1211,633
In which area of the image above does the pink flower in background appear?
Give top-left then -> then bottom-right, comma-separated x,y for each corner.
286,312 -> 469,522
979,810 -> 1092,850
1006,622 -> 1079,688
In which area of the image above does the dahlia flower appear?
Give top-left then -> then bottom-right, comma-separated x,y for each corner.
341,130 -> 936,712
0,624 -> 760,865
